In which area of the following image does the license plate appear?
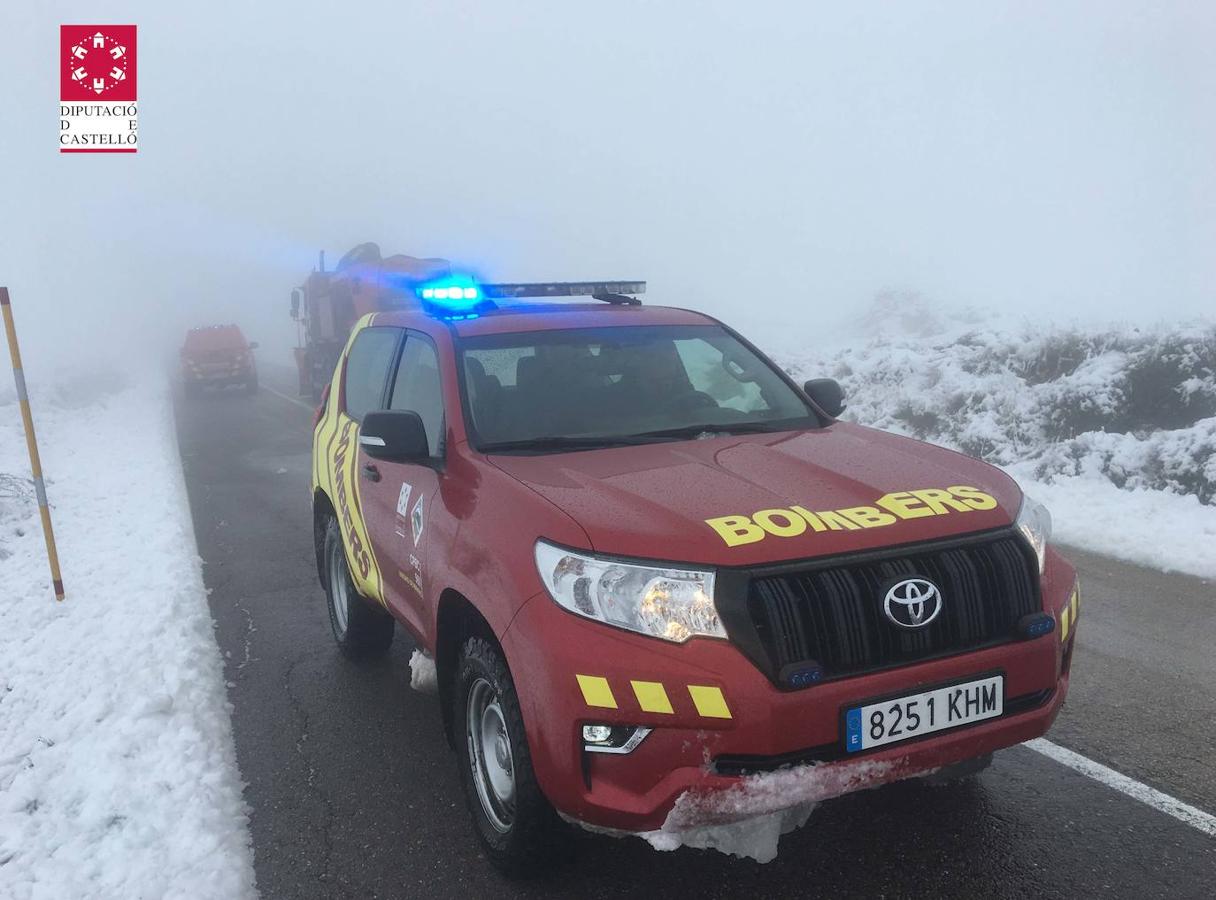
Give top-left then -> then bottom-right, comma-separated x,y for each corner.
844,674 -> 1004,753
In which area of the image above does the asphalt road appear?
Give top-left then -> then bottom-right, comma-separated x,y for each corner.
174,366 -> 1216,899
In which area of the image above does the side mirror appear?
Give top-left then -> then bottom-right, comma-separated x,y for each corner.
804,378 -> 846,418
290,289 -> 301,320
359,410 -> 430,463
247,341 -> 260,350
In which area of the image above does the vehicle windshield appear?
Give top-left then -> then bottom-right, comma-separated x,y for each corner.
458,324 -> 820,452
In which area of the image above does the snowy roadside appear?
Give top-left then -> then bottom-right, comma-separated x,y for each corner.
777,309 -> 1216,581
0,370 -> 255,899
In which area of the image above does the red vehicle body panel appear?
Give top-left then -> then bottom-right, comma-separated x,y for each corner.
315,304 -> 1079,834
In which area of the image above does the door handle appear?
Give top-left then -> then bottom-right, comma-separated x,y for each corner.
361,462 -> 381,483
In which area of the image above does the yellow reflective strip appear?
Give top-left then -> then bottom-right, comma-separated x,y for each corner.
688,685 -> 732,719
631,681 -> 674,714
1060,605 -> 1071,642
1070,589 -> 1079,623
576,675 -> 617,709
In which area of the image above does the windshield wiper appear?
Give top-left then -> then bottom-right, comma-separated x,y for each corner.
479,435 -> 651,453
481,423 -> 795,454
623,422 -> 792,441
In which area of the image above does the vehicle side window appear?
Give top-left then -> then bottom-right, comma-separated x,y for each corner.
389,334 -> 444,456
343,327 -> 401,422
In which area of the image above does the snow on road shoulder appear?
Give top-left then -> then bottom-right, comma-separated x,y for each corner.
0,371 -> 255,899
1002,462 -> 1216,577
776,311 -> 1216,580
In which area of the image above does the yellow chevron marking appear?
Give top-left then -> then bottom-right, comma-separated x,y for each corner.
576,675 -> 617,709
631,680 -> 674,714
688,685 -> 732,719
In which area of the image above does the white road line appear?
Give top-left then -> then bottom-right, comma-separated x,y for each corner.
1026,738 -> 1216,837
261,383 -> 315,412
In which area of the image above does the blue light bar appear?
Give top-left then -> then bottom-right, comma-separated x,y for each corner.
415,277 -> 647,319
416,277 -> 491,319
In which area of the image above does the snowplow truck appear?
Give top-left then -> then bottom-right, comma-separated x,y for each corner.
290,242 -> 450,399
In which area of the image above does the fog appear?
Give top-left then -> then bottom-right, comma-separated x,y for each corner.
3,1 -> 1214,377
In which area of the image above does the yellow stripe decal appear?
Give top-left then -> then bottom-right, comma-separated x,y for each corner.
576,675 -> 618,709
1060,605 -> 1071,642
688,685 -> 732,719
1070,589 -> 1079,623
631,680 -> 674,714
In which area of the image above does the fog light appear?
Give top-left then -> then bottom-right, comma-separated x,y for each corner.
581,724 -> 652,754
779,660 -> 825,689
582,724 -> 613,744
1018,611 -> 1055,639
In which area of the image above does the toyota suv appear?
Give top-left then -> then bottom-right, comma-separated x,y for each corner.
308,280 -> 1078,874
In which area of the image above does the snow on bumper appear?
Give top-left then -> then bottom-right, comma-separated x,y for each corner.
648,756 -> 913,862
566,755 -> 920,863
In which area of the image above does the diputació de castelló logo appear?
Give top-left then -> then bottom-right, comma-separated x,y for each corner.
60,25 -> 138,153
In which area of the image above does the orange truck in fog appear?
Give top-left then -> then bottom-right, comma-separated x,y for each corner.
289,243 -> 449,400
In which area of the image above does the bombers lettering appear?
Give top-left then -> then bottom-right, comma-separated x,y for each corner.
333,420 -> 372,578
704,486 -> 999,547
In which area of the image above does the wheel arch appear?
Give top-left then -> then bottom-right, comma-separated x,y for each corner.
436,589 -> 499,748
313,489 -> 336,587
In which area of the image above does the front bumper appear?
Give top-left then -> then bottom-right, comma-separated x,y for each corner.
183,364 -> 254,386
501,551 -> 1077,833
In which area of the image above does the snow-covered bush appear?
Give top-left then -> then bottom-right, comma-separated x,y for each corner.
780,317 -> 1216,505
0,472 -> 32,560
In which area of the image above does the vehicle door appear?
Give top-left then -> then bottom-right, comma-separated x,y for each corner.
359,329 -> 447,635
327,324 -> 402,609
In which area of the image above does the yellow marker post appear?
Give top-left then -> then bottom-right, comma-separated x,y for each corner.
1,287 -> 64,600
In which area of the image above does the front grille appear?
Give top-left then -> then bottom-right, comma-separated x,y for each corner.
745,532 -> 1039,682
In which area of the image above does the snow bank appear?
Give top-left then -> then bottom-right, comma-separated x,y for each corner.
778,309 -> 1216,578
0,371 -> 255,899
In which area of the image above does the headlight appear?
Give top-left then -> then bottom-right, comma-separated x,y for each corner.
534,540 -> 724,643
1016,495 -> 1052,574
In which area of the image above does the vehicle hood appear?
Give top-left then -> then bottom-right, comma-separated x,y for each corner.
489,423 -> 1023,567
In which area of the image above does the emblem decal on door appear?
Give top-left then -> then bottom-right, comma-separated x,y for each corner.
395,482 -> 413,537
410,494 -> 425,546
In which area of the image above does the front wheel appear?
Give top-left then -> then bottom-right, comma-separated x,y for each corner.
322,516 -> 393,659
454,637 -> 570,876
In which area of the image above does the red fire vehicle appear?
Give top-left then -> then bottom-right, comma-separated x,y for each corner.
308,278 -> 1078,874
180,324 -> 258,396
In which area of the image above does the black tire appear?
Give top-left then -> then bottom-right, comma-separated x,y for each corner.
454,637 -> 570,876
184,379 -> 202,398
322,516 -> 393,659
920,752 -> 993,786
244,374 -> 259,395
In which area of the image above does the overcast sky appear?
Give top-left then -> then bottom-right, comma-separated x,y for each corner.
2,1 -> 1213,371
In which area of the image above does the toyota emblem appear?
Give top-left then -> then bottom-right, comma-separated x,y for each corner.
883,578 -> 943,629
